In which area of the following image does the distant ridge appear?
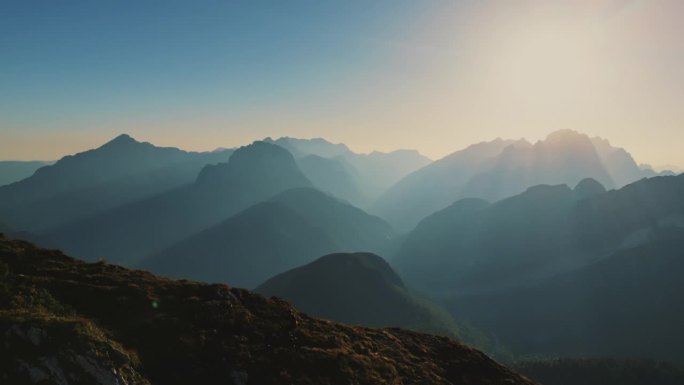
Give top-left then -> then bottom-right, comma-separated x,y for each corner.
47,141 -> 311,264
373,130 -> 665,231
0,134 -> 233,231
265,136 -> 431,206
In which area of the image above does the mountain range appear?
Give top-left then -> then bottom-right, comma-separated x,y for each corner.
0,134 -> 233,232
265,136 -> 431,207
394,174 -> 684,296
373,130 -> 669,231
2,129 -> 683,379
389,173 -> 684,363
45,141 -> 310,264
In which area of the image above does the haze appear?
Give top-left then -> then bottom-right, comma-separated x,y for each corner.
1,0 -> 683,169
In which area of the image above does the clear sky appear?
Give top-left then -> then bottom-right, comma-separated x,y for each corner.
1,0 -> 683,169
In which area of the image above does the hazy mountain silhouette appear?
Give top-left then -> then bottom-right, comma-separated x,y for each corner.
392,173 -> 684,362
374,130 -> 662,232
459,130 -> 615,201
296,154 -> 367,207
264,136 -> 352,158
341,149 -> 432,202
395,174 -> 684,296
266,136 -> 431,205
140,202 -> 336,288
256,253 -> 461,337
269,187 -> 395,255
372,138 -> 515,231
46,141 -> 311,264
140,187 -> 394,288
449,232 -> 684,363
394,184 -> 578,295
571,174 -> 684,251
0,160 -> 53,186
590,136 -> 660,186
0,134 -> 233,231
0,235 -> 537,385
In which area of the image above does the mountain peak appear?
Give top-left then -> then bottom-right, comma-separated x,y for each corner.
545,129 -> 584,140
541,129 -> 593,149
264,136 -> 351,158
195,141 -> 311,189
99,133 -> 140,149
574,178 -> 607,198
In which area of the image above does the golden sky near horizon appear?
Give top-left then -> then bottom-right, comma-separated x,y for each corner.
1,0 -> 683,169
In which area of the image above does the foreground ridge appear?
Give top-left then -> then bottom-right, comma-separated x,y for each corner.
0,236 -> 536,385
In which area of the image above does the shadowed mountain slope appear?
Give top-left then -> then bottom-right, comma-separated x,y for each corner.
256,253 -> 460,336
46,141 -> 311,264
269,188 -> 395,255
448,233 -> 684,363
296,154 -> 367,207
394,174 -> 684,296
140,202 -> 337,289
372,138 -> 517,231
141,188 -> 395,288
0,236 -> 537,385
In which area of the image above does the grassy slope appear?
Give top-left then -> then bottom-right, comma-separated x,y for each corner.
0,236 -> 536,385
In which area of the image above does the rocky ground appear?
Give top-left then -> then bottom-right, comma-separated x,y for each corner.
0,235 -> 536,385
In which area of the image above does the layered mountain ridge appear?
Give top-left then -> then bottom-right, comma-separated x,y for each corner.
46,141 -> 311,264
0,134 -> 234,231
373,130 -> 670,231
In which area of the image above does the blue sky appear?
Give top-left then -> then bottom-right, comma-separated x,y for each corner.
1,0 -> 683,169
1,1 -> 421,126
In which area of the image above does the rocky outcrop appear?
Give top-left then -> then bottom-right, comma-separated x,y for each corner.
1,314 -> 149,385
0,236 -> 537,385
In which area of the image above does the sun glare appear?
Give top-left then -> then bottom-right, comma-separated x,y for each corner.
487,23 -> 603,104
